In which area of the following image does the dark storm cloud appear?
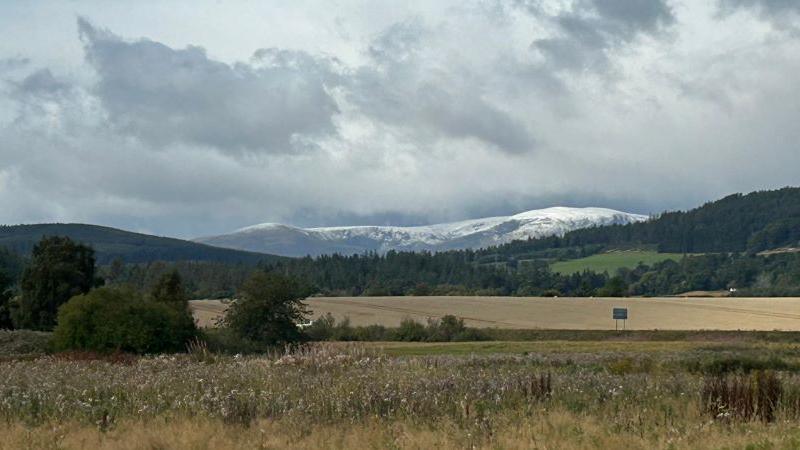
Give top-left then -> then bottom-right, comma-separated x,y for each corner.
348,21 -> 536,154
77,18 -> 340,154
531,0 -> 675,71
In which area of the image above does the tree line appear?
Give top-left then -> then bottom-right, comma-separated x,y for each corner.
81,247 -> 800,299
0,236 -> 310,354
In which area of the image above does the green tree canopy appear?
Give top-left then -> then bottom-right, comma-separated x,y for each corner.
223,271 -> 309,346
597,276 -> 629,297
150,269 -> 188,308
14,236 -> 97,330
53,287 -> 196,354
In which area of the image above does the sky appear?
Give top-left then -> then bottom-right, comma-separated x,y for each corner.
0,0 -> 798,238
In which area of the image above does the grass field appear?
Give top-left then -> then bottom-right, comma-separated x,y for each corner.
191,295 -> 800,331
550,250 -> 684,275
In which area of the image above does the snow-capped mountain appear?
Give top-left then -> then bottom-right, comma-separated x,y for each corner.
194,207 -> 648,257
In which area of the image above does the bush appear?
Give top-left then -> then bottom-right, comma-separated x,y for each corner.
686,356 -> 795,375
426,315 -> 489,342
394,317 -> 428,341
201,328 -> 265,354
303,313 -> 336,341
302,314 -> 487,342
303,314 -> 393,342
351,324 -> 391,341
52,287 -> 196,354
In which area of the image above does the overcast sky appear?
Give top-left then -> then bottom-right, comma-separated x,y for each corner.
0,1 -> 798,238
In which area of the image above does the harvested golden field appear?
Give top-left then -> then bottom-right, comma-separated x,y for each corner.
191,296 -> 800,330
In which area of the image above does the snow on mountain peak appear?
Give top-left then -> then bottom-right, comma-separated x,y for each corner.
195,207 -> 648,257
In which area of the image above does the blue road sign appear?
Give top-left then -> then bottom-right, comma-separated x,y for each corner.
613,308 -> 628,320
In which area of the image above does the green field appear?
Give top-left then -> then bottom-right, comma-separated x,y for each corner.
550,250 -> 684,275
370,340 -> 709,356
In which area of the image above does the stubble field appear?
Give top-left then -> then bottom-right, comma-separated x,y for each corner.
192,296 -> 800,330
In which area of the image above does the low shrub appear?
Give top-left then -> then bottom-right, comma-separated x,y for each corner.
426,315 -> 488,342
0,329 -> 52,357
303,314 -> 487,342
201,327 -> 265,354
394,317 -> 428,341
303,312 -> 337,341
686,356 -> 795,375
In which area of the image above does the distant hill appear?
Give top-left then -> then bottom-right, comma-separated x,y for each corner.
0,223 -> 285,265
488,187 -> 800,257
195,207 -> 647,257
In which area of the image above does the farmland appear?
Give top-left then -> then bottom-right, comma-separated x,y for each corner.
192,296 -> 800,331
549,250 -> 684,275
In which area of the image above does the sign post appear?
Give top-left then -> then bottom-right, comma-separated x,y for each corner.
613,307 -> 628,331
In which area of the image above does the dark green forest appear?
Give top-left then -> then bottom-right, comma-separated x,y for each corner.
82,250 -> 800,298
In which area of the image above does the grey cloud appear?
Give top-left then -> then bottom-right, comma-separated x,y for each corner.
719,0 -> 800,29
532,0 -> 674,71
0,57 -> 30,72
367,20 -> 424,64
1,2 -> 799,240
77,18 -> 340,154
721,0 -> 800,14
75,16 -> 535,155
348,21 -> 536,154
13,69 -> 71,98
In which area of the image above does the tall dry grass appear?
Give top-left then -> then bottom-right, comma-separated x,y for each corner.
3,413 -> 800,450
3,343 -> 800,448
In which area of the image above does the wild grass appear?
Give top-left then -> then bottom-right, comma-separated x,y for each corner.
7,414 -> 800,450
4,342 -> 800,448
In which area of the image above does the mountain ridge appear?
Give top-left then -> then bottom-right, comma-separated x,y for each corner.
0,223 -> 285,265
195,207 -> 648,257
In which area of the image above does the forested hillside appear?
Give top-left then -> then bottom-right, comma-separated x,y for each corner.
0,224 -> 284,265
484,187 -> 800,256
